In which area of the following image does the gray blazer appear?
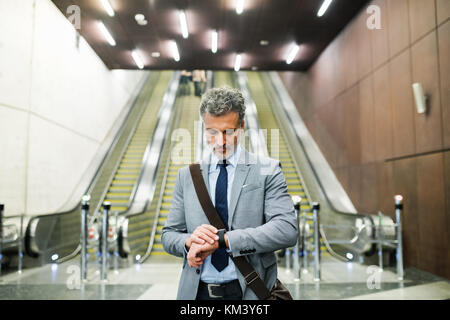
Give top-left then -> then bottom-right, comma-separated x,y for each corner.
161,148 -> 299,300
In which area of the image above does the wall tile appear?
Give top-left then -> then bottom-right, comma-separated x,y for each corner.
389,49 -> 416,157
408,0 -> 436,43
371,0 -> 390,69
373,64 -> 394,161
411,31 -> 443,153
416,153 -> 448,277
359,75 -> 377,163
438,21 -> 450,148
436,0 -> 450,26
393,157 -> 419,268
387,0 -> 410,57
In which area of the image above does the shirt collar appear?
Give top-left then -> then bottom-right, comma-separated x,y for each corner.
209,145 -> 241,172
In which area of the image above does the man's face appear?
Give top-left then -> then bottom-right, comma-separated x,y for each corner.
203,111 -> 244,160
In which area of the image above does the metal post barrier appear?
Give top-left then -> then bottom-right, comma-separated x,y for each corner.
292,196 -> 302,281
18,214 -> 23,273
80,195 -> 90,282
0,204 -> 3,275
395,195 -> 404,281
301,211 -> 308,272
100,201 -> 110,281
377,211 -> 383,271
312,202 -> 321,281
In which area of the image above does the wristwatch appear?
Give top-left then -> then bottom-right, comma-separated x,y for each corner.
217,229 -> 227,249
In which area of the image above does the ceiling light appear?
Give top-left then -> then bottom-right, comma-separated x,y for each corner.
131,50 -> 144,69
286,44 -> 299,64
259,40 -> 269,46
151,52 -> 160,58
99,0 -> 115,17
236,0 -> 245,15
317,0 -> 333,17
234,54 -> 242,72
98,21 -> 116,46
135,13 -> 148,26
179,11 -> 189,39
211,30 -> 218,53
171,41 -> 180,62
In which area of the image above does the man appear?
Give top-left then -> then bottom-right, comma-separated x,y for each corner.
162,86 -> 298,300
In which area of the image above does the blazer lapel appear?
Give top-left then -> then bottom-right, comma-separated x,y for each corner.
199,158 -> 211,198
228,149 -> 253,227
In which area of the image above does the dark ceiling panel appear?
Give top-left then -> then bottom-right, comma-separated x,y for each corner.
51,0 -> 371,71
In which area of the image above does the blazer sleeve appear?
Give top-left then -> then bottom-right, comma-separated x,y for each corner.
226,161 -> 299,257
161,168 -> 190,258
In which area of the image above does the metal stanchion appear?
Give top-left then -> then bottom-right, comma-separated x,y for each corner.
301,211 -> 308,272
312,202 -> 321,281
377,211 -> 384,271
80,195 -> 90,282
0,204 -> 3,275
395,195 -> 404,281
100,201 -> 110,281
292,196 -> 302,281
18,214 -> 23,274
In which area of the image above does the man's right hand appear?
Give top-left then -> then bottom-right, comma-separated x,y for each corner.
185,224 -> 219,250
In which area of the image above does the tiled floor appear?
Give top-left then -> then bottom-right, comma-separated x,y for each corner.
0,253 -> 448,300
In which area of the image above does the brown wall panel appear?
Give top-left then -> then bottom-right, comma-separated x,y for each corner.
408,0 -> 436,43
393,157 -> 419,268
438,21 -> 450,148
387,0 -> 410,58
278,0 -> 449,279
359,76 -> 377,163
371,0 -> 390,69
411,31 -> 443,153
373,64 -> 394,161
416,153 -> 449,278
389,50 -> 416,157
436,0 -> 450,26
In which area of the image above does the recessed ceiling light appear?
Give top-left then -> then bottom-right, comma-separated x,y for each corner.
234,54 -> 242,72
171,41 -> 180,62
286,44 -> 300,64
211,30 -> 218,53
236,0 -> 245,15
131,50 -> 144,69
99,0 -> 115,17
135,13 -> 148,26
98,21 -> 116,46
259,40 -> 269,46
151,52 -> 160,58
251,66 -> 258,71
317,0 -> 333,17
179,11 -> 189,39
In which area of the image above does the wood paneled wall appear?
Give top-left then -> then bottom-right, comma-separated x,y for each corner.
279,0 -> 450,279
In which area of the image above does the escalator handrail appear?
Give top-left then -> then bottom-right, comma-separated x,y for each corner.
263,71 -> 377,220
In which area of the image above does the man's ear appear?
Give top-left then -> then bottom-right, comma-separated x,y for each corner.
240,119 -> 245,129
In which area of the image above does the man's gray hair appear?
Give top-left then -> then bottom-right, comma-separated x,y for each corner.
199,86 -> 246,124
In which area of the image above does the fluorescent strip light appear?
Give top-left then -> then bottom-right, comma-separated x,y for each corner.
236,0 -> 245,15
317,0 -> 333,17
100,0 -> 115,17
98,21 -> 116,46
179,11 -> 189,39
234,54 -> 241,71
131,50 -> 144,69
286,44 -> 299,64
211,30 -> 218,53
171,41 -> 180,62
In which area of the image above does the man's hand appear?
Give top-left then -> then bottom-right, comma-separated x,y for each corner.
187,241 -> 218,268
185,224 -> 219,250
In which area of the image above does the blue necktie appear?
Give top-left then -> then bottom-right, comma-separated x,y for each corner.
212,160 -> 229,272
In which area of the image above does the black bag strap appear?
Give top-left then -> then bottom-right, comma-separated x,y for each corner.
189,163 -> 271,300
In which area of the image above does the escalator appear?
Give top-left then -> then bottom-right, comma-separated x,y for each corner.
23,71 -> 173,264
244,72 -> 327,256
252,71 -> 391,262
